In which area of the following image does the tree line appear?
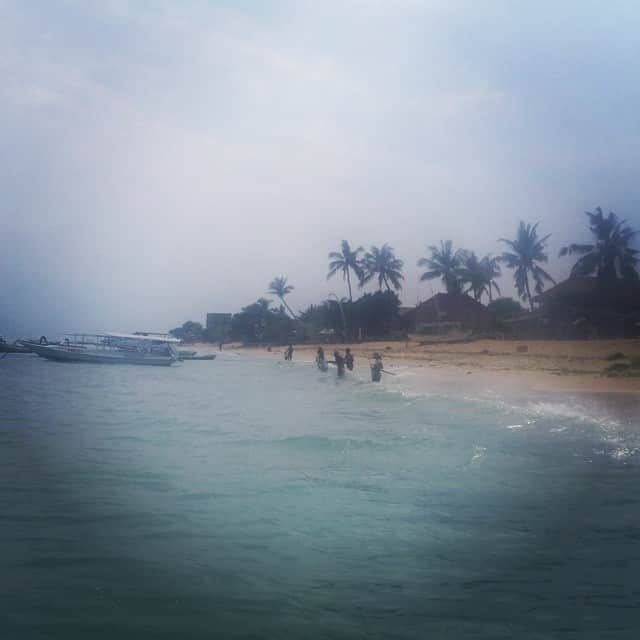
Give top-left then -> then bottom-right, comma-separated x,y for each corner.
273,208 -> 639,315
172,208 -> 638,342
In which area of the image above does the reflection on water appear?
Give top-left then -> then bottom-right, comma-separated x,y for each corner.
1,355 -> 640,638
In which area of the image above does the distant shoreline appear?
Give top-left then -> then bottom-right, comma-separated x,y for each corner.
215,338 -> 640,396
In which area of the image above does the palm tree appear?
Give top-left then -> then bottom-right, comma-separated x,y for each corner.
499,221 -> 555,312
254,297 -> 272,317
559,207 -> 639,281
267,276 -> 296,318
327,240 -> 365,303
480,254 -> 502,302
360,244 -> 404,291
458,251 -> 485,301
417,240 -> 463,294
458,251 -> 501,302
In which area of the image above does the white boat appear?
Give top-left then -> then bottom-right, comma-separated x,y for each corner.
21,333 -> 181,366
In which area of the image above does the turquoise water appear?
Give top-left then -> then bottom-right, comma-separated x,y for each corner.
2,354 -> 640,638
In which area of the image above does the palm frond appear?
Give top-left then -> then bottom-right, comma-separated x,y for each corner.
559,244 -> 593,257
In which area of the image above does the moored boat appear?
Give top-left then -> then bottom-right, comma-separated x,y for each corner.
21,333 -> 180,366
0,338 -> 33,354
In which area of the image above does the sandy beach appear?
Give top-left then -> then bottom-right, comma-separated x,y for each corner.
223,339 -> 640,395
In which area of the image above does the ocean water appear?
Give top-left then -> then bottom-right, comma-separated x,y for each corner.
2,353 -> 640,639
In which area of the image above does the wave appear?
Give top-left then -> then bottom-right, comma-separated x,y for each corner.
357,367 -> 640,466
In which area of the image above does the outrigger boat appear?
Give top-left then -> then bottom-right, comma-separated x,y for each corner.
20,333 -> 180,366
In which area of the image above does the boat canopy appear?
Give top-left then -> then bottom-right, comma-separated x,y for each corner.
63,332 -> 180,343
106,332 -> 180,343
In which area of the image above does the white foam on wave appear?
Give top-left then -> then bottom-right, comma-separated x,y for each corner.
373,366 -> 640,464
525,400 -> 621,429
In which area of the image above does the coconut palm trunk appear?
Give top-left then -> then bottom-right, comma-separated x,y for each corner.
280,297 -> 296,319
524,275 -> 533,312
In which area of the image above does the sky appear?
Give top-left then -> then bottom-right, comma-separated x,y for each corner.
1,0 -> 640,336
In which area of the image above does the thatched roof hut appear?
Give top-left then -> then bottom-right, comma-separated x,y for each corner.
533,277 -> 640,338
399,293 -> 496,334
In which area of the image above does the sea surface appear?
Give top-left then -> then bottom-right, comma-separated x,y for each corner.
2,353 -> 640,639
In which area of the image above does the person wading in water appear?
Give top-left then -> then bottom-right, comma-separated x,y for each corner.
333,350 -> 346,378
370,352 -> 383,382
316,347 -> 328,371
345,348 -> 354,371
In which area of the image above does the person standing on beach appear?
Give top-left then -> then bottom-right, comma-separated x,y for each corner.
285,344 -> 294,361
345,348 -> 354,371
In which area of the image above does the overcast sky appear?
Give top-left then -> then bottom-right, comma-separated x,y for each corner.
2,0 -> 639,336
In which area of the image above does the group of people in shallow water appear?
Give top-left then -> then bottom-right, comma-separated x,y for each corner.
313,346 -> 384,382
283,344 -> 385,381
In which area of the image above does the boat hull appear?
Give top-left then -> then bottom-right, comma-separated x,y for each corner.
26,343 -> 174,366
0,343 -> 33,354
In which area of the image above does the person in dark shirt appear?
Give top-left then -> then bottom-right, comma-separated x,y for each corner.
345,348 -> 354,371
333,350 -> 346,378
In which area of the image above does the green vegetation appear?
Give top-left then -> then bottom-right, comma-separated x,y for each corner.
560,208 -> 639,281
230,298 -> 294,344
603,355 -> 640,377
499,221 -> 555,312
169,321 -> 204,342
418,240 -> 463,294
173,206 -> 638,345
417,243 -> 502,303
327,240 -> 364,303
299,291 -> 401,341
267,276 -> 296,319
360,245 -> 404,292
459,251 -> 502,302
604,362 -> 632,375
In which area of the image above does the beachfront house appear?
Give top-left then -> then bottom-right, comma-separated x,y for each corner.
399,293 -> 497,337
530,277 -> 640,339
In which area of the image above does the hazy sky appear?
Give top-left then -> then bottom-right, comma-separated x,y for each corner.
2,0 -> 639,336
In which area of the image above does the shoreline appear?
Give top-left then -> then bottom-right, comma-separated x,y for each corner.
215,339 -> 640,397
